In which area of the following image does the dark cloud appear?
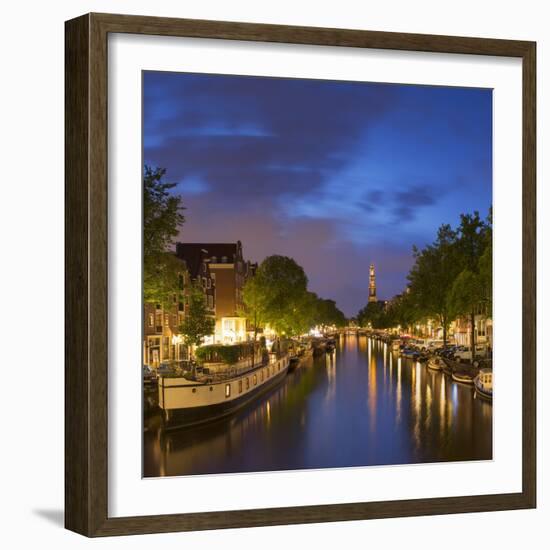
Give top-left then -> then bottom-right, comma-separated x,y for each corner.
144,73 -> 398,202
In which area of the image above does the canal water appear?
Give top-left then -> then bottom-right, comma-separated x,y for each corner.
143,334 -> 492,477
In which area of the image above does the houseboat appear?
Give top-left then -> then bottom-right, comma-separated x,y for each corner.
158,342 -> 290,430
474,368 -> 493,400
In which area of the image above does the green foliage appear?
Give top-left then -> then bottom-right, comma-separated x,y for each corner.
195,342 -> 255,364
385,293 -> 418,329
143,252 -> 184,309
240,255 -> 345,337
247,255 -> 308,335
357,301 -> 385,328
241,275 -> 267,339
179,281 -> 215,351
282,291 -> 319,337
143,166 -> 185,258
478,241 -> 492,312
448,269 -> 485,317
449,211 -> 492,349
406,223 -> 461,344
143,166 -> 186,307
355,209 -> 493,345
315,298 -> 347,328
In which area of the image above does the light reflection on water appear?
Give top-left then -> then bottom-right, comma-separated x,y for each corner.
144,334 -> 492,477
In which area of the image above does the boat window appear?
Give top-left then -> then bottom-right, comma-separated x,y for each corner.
253,375 -> 257,386
246,378 -> 250,390
238,380 -> 243,393
225,384 -> 231,398
260,371 -> 264,382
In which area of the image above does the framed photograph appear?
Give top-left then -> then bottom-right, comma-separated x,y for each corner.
65,13 -> 536,537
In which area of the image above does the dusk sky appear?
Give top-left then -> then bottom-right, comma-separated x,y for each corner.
143,71 -> 492,317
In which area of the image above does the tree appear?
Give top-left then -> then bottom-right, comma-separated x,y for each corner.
241,276 -> 267,341
282,291 -> 318,337
179,281 -> 215,356
241,255 -> 346,337
449,212 -> 490,357
143,166 -> 186,308
315,298 -> 346,328
250,255 -> 308,335
386,292 -> 418,331
478,241 -> 492,311
357,301 -> 385,328
143,252 -> 185,308
406,224 -> 461,345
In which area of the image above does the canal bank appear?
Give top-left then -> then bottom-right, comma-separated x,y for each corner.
144,333 -> 492,477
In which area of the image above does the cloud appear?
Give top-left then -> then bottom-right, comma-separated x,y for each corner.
144,72 -> 399,204
144,72 -> 493,315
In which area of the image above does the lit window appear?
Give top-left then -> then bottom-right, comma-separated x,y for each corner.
148,314 -> 154,327
225,384 -> 231,398
253,375 -> 257,386
164,315 -> 169,326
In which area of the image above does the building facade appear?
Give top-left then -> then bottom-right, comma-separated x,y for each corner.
176,241 -> 256,344
451,304 -> 493,350
143,252 -> 216,368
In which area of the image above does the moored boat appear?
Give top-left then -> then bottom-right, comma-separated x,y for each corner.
159,342 -> 290,430
474,368 -> 493,400
427,356 -> 443,371
287,355 -> 300,373
451,369 -> 476,385
444,357 -> 477,385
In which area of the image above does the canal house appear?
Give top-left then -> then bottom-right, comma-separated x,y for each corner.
176,241 -> 256,344
143,251 -> 216,368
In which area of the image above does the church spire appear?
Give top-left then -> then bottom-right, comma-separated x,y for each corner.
368,263 -> 377,303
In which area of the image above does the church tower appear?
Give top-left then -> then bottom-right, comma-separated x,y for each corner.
368,263 -> 377,303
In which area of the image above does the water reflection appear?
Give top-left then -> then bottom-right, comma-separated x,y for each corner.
144,334 -> 492,477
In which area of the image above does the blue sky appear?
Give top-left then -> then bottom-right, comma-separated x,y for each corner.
143,71 -> 492,317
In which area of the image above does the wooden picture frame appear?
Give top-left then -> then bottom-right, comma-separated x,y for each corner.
65,12 -> 536,537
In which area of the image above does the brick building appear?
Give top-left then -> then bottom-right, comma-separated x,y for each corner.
143,251 -> 216,368
176,241 -> 256,344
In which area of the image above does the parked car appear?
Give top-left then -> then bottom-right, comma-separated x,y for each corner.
437,345 -> 459,359
453,344 -> 489,362
427,339 -> 445,350
142,364 -> 158,384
